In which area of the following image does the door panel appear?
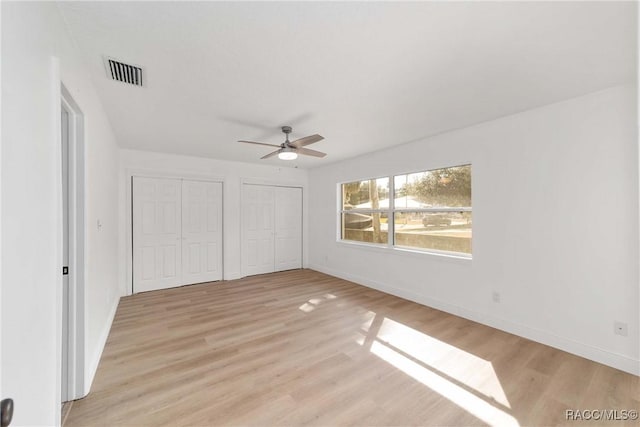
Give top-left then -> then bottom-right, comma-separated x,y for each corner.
133,177 -> 182,293
242,185 -> 275,276
206,242 -> 218,270
274,187 -> 303,272
141,247 -> 155,280
160,245 -> 177,277
181,180 -> 223,284
242,185 -> 302,277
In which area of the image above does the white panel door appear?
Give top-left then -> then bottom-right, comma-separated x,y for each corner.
274,186 -> 302,272
182,180 -> 223,284
242,185 -> 275,276
133,177 -> 182,293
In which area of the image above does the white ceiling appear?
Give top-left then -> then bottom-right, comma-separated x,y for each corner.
57,1 -> 636,169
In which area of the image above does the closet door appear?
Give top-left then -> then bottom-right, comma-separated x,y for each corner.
182,180 -> 223,284
133,177 -> 182,293
242,185 -> 275,276
274,187 -> 302,272
242,184 -> 303,277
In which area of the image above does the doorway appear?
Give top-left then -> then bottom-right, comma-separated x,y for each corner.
60,86 -> 86,403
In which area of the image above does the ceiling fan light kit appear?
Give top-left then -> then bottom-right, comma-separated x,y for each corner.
239,126 -> 326,161
278,146 -> 298,160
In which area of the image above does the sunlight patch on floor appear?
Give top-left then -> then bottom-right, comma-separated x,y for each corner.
298,294 -> 338,313
358,314 -> 518,427
370,341 -> 520,427
299,303 -> 315,313
373,317 -> 511,408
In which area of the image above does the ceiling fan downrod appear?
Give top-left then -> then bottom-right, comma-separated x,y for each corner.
282,126 -> 292,145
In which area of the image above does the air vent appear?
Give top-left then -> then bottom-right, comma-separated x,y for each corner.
106,58 -> 143,87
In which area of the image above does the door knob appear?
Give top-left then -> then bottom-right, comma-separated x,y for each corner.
1,398 -> 14,427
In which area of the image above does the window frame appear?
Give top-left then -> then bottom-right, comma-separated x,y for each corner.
338,164 -> 472,257
339,176 -> 391,246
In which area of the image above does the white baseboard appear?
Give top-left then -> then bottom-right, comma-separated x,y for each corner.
308,263 -> 639,376
84,296 -> 120,395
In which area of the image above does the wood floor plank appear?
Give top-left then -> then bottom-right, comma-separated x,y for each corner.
65,269 -> 639,426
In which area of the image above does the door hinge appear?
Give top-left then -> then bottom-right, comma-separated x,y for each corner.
63,266 -> 69,275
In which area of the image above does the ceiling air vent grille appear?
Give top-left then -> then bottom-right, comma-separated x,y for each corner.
106,58 -> 143,87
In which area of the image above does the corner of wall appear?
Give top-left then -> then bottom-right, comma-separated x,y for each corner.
84,295 -> 119,396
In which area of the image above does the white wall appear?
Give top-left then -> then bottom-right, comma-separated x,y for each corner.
308,85 -> 639,375
1,2 -> 120,425
119,149 -> 309,294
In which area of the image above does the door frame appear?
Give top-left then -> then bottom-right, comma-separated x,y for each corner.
240,180 -> 305,278
125,169 -> 225,296
60,84 -> 87,401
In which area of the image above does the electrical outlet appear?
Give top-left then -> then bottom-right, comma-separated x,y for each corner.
614,321 -> 628,337
492,291 -> 500,303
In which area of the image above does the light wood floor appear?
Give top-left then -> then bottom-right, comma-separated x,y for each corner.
65,269 -> 638,426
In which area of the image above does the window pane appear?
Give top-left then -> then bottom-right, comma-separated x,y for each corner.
394,165 -> 471,208
394,211 -> 472,254
342,178 -> 390,210
341,212 -> 388,244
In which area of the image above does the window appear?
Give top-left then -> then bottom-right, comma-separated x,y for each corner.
341,177 -> 389,245
339,165 -> 472,256
393,165 -> 472,254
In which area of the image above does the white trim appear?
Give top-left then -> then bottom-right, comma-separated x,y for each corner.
0,2 -> 3,403
53,57 -> 62,427
301,186 -> 305,270
84,297 -> 119,395
60,85 -> 87,401
125,167 -> 225,183
124,168 -> 225,295
637,3 -> 640,381
241,177 -> 305,188
308,264 -> 639,376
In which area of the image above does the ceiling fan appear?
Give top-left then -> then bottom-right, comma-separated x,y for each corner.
239,126 -> 326,160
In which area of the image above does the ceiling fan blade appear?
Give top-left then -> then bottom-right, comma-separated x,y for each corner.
239,140 -> 281,148
297,147 -> 326,158
290,134 -> 324,148
261,149 -> 281,159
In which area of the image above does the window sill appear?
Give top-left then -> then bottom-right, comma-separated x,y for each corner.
335,240 -> 472,263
